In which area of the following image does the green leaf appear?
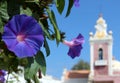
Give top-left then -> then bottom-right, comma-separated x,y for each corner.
0,19 -> 3,32
24,52 -> 46,82
0,1 -> 9,21
29,61 -> 40,77
39,20 -> 52,39
0,52 -> 19,72
44,38 -> 50,56
23,57 -> 34,79
32,11 -> 40,21
55,0 -> 65,14
19,58 -> 28,66
66,0 -> 74,17
7,0 -> 20,18
20,7 -> 32,16
0,54 -> 9,70
25,0 -> 39,2
24,59 -> 40,79
46,8 -> 61,45
0,1 -> 9,32
32,74 -> 39,83
35,51 -> 46,75
26,57 -> 34,68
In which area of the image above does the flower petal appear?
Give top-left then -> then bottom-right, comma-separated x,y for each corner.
2,25 -> 16,39
12,42 -> 35,58
74,0 -> 80,7
73,34 -> 84,45
6,15 -> 26,34
68,45 -> 82,59
2,38 -> 18,50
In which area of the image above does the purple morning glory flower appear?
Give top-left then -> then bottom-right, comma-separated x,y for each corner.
2,14 -> 44,58
74,0 -> 80,7
63,34 -> 84,59
0,70 -> 6,83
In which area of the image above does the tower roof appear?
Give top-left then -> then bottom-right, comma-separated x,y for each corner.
63,70 -> 90,80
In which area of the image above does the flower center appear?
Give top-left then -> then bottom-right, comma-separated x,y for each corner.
17,35 -> 25,42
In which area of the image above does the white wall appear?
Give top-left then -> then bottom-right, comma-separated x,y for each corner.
62,78 -> 88,83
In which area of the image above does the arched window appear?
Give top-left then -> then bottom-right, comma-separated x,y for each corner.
98,48 -> 103,60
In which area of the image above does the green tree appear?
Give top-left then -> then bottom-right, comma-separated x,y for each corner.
72,60 -> 90,70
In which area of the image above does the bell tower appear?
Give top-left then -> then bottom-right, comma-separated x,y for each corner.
89,15 -> 113,77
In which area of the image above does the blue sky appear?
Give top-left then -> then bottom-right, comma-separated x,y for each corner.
44,0 -> 120,79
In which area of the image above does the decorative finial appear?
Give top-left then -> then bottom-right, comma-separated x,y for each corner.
99,13 -> 103,17
97,13 -> 105,24
89,32 -> 93,37
109,30 -> 113,35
